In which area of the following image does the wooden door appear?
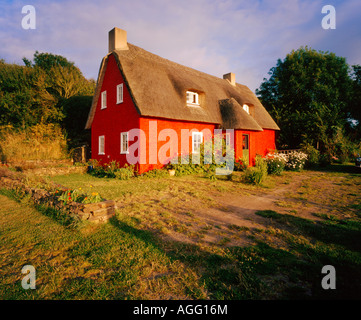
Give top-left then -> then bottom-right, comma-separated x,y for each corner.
242,134 -> 249,165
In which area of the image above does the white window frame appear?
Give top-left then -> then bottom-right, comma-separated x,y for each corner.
101,91 -> 107,109
186,91 -> 200,106
225,132 -> 231,146
116,83 -> 123,104
192,132 -> 203,154
243,104 -> 250,114
120,132 -> 129,154
98,135 -> 105,155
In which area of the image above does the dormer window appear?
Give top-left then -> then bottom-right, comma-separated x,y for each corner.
243,104 -> 250,114
186,91 -> 200,106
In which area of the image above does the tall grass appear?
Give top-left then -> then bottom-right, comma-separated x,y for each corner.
0,123 -> 68,162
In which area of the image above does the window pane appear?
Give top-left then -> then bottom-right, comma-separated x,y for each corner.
242,134 -> 249,149
243,104 -> 249,114
186,91 -> 199,105
117,84 -> 123,103
192,132 -> 203,153
121,132 -> 128,153
99,136 -> 105,154
101,91 -> 106,109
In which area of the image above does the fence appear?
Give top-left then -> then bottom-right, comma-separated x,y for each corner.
277,149 -> 302,155
71,146 -> 90,163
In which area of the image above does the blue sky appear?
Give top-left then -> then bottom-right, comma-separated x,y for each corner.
1,0 -> 360,91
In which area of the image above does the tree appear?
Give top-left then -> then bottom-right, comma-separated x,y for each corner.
61,95 -> 93,149
350,65 -> 361,135
256,47 -> 352,151
1,52 -> 95,150
23,51 -> 95,100
23,51 -> 75,70
21,51 -> 95,148
0,60 -> 61,127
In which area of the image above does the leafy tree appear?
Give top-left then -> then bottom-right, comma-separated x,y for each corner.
23,51 -> 95,100
1,52 -> 95,152
256,47 -> 352,151
350,65 -> 361,135
61,95 -> 93,149
0,61 -> 61,126
23,51 -> 75,70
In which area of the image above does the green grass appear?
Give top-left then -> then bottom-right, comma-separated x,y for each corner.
1,166 -> 361,299
0,194 -> 207,299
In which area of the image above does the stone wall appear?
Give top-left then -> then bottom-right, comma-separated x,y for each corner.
23,165 -> 88,176
0,169 -> 115,224
5,160 -> 88,176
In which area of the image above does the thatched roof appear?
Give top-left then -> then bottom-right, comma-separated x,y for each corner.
85,43 -> 280,131
219,98 -> 263,131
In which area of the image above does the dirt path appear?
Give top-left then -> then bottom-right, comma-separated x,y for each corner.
164,172 -> 325,247
201,174 -> 311,227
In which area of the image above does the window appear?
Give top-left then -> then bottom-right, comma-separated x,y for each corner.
243,104 -> 249,114
101,91 -> 107,109
192,132 -> 203,154
120,132 -> 129,154
117,84 -> 123,104
224,132 -> 231,146
98,135 -> 105,155
186,91 -> 199,106
242,134 -> 249,150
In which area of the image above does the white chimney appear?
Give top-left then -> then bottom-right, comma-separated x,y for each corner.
223,72 -> 236,86
108,27 -> 129,52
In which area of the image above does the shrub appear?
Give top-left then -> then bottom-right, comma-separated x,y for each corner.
264,152 -> 287,175
142,168 -> 169,178
114,165 -> 134,180
87,160 -> 135,179
57,188 -> 103,204
319,153 -> 332,167
166,139 -> 234,179
0,124 -> 68,162
234,157 -> 248,172
285,151 -> 308,171
243,155 -> 268,185
301,144 -> 320,168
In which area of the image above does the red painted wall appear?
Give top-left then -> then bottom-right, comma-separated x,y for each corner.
234,129 -> 276,165
91,54 -> 140,167
91,54 -> 277,173
138,117 -> 216,173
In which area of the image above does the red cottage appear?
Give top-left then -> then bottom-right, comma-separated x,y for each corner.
85,27 -> 280,174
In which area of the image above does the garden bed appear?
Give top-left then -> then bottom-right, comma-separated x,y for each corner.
0,167 -> 114,223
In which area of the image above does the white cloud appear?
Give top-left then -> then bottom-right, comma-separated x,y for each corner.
1,0 -> 360,91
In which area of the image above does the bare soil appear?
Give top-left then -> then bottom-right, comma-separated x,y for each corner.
160,170 -> 360,248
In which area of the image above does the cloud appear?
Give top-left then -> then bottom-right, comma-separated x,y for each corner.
1,0 -> 360,91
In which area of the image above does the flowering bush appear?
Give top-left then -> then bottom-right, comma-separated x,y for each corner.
57,188 -> 103,204
234,157 -> 248,172
87,160 -> 135,180
285,151 -> 308,171
264,151 -> 307,173
264,152 -> 287,175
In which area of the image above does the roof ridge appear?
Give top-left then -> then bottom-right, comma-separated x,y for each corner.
115,43 -> 236,87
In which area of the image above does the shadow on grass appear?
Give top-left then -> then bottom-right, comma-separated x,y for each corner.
108,216 -> 268,299
256,210 -> 361,252
309,163 -> 361,175
256,210 -> 361,299
108,213 -> 361,299
0,188 -> 78,228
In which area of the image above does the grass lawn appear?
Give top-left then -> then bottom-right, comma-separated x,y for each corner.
1,164 -> 361,299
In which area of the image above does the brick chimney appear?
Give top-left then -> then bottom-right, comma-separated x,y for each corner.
223,72 -> 235,86
108,27 -> 129,52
